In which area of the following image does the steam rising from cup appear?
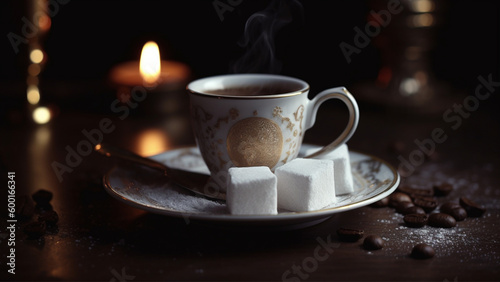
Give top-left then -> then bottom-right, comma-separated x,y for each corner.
231,0 -> 303,74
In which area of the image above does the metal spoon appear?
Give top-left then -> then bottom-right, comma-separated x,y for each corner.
95,143 -> 225,201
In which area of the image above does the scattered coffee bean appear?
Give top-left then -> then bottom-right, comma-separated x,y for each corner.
363,235 -> 384,250
428,213 -> 457,228
440,202 -> 467,221
459,197 -> 486,217
413,197 -> 438,212
440,202 -> 459,213
389,192 -> 413,208
389,192 -> 412,204
395,201 -> 415,214
32,189 -> 53,205
449,207 -> 467,221
38,210 -> 59,226
371,197 -> 389,208
398,186 -> 433,197
411,243 -> 435,259
337,228 -> 364,242
23,221 -> 46,239
433,182 -> 454,197
402,205 -> 426,215
390,192 -> 412,202
403,213 -> 428,228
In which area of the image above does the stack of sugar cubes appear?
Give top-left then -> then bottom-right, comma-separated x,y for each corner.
226,144 -> 354,215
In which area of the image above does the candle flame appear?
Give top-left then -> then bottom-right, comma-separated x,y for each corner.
139,41 -> 161,85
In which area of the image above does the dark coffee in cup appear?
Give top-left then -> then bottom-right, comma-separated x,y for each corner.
203,82 -> 304,97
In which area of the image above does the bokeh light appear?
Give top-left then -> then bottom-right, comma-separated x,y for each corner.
27,85 -> 41,105
33,106 -> 51,124
30,49 -> 44,64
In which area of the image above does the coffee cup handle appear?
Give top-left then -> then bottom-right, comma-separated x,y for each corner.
304,87 -> 359,158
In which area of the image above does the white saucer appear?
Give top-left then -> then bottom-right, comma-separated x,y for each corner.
103,144 -> 400,228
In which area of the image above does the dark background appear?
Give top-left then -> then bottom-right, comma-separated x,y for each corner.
1,0 -> 499,123
1,2 -> 499,281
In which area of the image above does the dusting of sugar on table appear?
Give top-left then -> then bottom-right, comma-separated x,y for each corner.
366,161 -> 500,262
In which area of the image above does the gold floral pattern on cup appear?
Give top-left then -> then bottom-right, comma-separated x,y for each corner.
269,105 -> 303,165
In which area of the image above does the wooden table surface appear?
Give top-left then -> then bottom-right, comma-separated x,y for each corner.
1,88 -> 499,281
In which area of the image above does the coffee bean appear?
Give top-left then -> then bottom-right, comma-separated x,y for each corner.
363,235 -> 384,250
38,210 -> 59,226
398,186 -> 433,197
433,182 -> 454,197
449,207 -> 467,221
32,189 -> 53,205
371,197 -> 389,208
428,213 -> 457,228
389,192 -> 413,208
337,228 -> 364,242
390,192 -> 412,202
440,202 -> 460,213
459,197 -> 486,217
389,192 -> 412,203
23,221 -> 46,239
402,205 -> 426,215
411,243 -> 435,259
403,213 -> 428,228
413,197 -> 438,212
440,202 -> 467,221
395,201 -> 415,214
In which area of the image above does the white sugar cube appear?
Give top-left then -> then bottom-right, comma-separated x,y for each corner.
275,158 -> 335,212
226,166 -> 277,215
304,144 -> 354,195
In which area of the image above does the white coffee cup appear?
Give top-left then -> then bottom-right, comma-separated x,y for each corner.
187,74 -> 359,191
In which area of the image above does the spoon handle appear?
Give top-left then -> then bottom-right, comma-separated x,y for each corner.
95,143 -> 225,201
95,143 -> 168,174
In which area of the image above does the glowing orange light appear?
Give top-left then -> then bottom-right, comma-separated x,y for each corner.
38,14 -> 51,31
136,129 -> 170,157
28,63 -> 41,76
27,85 -> 41,105
411,0 -> 435,13
139,41 -> 161,85
409,13 -> 434,27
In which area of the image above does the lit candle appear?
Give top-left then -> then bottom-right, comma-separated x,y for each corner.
139,41 -> 161,86
109,41 -> 190,89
